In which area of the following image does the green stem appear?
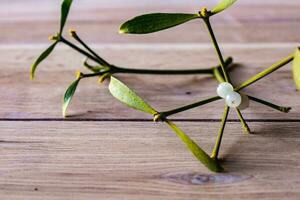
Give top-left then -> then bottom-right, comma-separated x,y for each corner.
83,58 -> 109,73
70,31 -> 111,67
235,108 -> 251,134
81,71 -> 109,78
162,96 -> 221,118
213,67 -> 225,83
62,33 -> 235,77
60,37 -> 103,66
211,106 -> 230,159
109,57 -> 231,75
248,96 -> 291,113
235,54 -> 294,91
203,17 -> 231,83
82,57 -> 233,77
113,65 -> 213,75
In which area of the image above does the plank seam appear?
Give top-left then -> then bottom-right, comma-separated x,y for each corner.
0,43 -> 300,50
0,118 -> 300,122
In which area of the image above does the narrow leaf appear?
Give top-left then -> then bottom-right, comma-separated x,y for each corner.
60,0 -> 73,33
109,76 -> 157,115
84,65 -> 103,73
30,42 -> 57,80
211,0 -> 237,14
166,120 -> 224,172
293,48 -> 300,91
120,13 -> 199,34
63,78 -> 80,117
83,59 -> 106,73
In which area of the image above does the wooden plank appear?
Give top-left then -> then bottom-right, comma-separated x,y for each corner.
0,121 -> 299,200
1,1 -> 300,199
1,46 -> 299,120
1,3 -> 300,44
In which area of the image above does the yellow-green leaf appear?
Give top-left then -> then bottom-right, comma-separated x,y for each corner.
63,78 -> 80,117
166,120 -> 224,172
293,48 -> 300,91
120,13 -> 199,34
211,0 -> 238,14
83,59 -> 107,73
84,65 -> 103,73
30,42 -> 57,80
109,77 -> 157,115
60,0 -> 73,33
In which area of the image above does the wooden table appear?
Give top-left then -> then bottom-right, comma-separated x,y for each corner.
0,1 -> 299,199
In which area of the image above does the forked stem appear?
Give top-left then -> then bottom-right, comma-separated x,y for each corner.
248,96 -> 291,113
213,66 -> 251,132
69,30 -> 111,67
62,35 -> 235,77
211,106 -> 230,159
81,57 -> 232,77
60,37 -> 102,65
203,17 -> 231,83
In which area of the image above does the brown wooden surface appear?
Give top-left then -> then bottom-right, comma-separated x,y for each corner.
0,1 -> 300,199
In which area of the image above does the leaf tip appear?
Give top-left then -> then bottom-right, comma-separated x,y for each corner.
30,61 -> 39,80
30,66 -> 35,80
293,48 -> 300,91
62,107 -> 67,118
119,27 -> 127,34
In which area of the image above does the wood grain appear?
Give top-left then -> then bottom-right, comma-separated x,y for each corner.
1,3 -> 300,44
0,46 -> 299,120
1,0 -> 300,199
0,121 -> 299,200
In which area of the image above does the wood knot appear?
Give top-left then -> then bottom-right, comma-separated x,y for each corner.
161,171 -> 252,185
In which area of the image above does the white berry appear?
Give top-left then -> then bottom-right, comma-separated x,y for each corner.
226,92 -> 242,108
238,94 -> 250,110
217,82 -> 234,98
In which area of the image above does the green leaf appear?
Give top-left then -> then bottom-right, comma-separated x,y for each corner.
109,76 -> 157,115
293,48 -> 300,91
60,0 -> 73,33
120,13 -> 199,34
166,120 -> 224,172
211,0 -> 238,14
83,59 -> 106,73
30,42 -> 58,80
62,78 -> 81,117
84,65 -> 103,73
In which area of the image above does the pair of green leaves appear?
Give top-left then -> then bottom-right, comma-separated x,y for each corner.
62,76 -> 224,172
109,77 -> 223,172
119,0 -> 237,34
293,48 -> 300,90
30,0 -> 73,80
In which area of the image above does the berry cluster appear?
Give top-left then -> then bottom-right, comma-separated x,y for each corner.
217,83 -> 249,109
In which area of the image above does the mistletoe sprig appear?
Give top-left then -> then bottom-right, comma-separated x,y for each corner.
31,0 -> 300,172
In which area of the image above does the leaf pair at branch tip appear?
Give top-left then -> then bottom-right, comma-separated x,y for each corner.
30,0 -> 74,80
108,76 -> 223,172
166,120 -> 224,172
119,0 -> 238,34
293,48 -> 300,91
